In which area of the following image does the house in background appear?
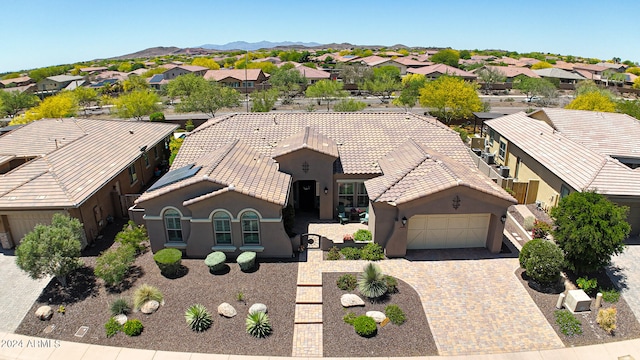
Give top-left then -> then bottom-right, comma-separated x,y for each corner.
408,64 -> 477,81
0,118 -> 177,249
162,65 -> 208,81
203,69 -> 269,93
484,110 -> 640,234
37,75 -> 84,96
473,65 -> 540,83
0,76 -> 33,88
280,62 -> 331,84
532,68 -> 585,89
134,113 -> 515,259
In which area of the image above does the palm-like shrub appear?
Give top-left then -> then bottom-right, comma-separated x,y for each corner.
110,298 -> 131,316
357,263 -> 387,300
185,304 -> 212,332
133,284 -> 164,310
246,311 -> 272,338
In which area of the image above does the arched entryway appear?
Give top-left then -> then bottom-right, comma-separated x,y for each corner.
294,180 -> 318,213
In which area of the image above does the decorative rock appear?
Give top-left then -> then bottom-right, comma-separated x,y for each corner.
35,306 -> 53,320
218,302 -> 237,318
140,300 -> 160,314
341,294 -> 365,307
248,303 -> 267,315
366,311 -> 386,323
114,314 -> 128,325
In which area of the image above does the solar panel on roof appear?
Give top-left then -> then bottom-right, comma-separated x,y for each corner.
148,164 -> 202,191
149,74 -> 164,83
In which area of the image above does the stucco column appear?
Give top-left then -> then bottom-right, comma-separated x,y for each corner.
487,213 -> 505,253
319,183 -> 333,220
0,215 -> 14,249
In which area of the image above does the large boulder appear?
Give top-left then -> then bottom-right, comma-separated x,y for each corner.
248,303 -> 267,315
366,311 -> 387,323
140,300 -> 160,314
217,302 -> 237,318
341,294 -> 365,307
114,314 -> 128,325
35,306 -> 53,320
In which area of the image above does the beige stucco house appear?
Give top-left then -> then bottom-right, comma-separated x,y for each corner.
135,113 -> 515,259
0,118 -> 178,249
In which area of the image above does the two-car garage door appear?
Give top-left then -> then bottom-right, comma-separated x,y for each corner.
407,214 -> 490,249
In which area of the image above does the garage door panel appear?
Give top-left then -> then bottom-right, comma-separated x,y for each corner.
426,215 -> 449,230
408,214 -> 490,250
6,211 -> 62,245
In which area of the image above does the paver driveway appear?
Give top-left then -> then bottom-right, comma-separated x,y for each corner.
0,249 -> 50,332
318,248 -> 564,356
608,239 -> 640,320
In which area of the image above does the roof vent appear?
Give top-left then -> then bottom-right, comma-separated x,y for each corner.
228,184 -> 235,191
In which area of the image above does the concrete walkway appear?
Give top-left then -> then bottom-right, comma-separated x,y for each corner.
608,238 -> 640,321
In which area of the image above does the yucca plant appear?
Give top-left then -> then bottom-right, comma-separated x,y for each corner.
357,262 -> 387,301
185,304 -> 212,332
246,311 -> 272,338
133,284 -> 164,310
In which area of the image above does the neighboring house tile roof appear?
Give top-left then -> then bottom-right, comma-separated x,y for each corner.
531,108 -> 640,160
45,75 -> 84,83
408,64 -> 477,79
172,113 -> 474,177
349,55 -> 387,65
485,112 -> 640,196
272,126 -> 339,158
204,69 -> 264,82
293,64 -> 331,80
366,139 -> 514,204
95,71 -> 128,81
0,76 -> 32,86
553,61 -> 576,71
394,57 -> 431,67
479,66 -> 540,79
533,68 -> 585,80
173,65 -> 208,73
79,66 -> 107,73
0,119 -> 178,209
573,69 -> 601,80
573,64 -> 608,73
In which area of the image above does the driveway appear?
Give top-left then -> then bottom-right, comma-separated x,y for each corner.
0,249 -> 50,332
608,237 -> 640,320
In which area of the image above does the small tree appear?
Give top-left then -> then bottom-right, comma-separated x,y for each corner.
15,213 -> 84,287
550,191 -> 630,273
305,79 -> 347,110
94,244 -> 136,287
251,88 -> 279,112
115,221 -> 148,253
419,76 -> 483,123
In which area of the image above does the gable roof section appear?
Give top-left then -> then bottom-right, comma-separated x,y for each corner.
173,113 -> 473,176
366,139 -> 515,205
533,68 -> 585,80
479,66 -> 540,79
485,112 -> 640,196
204,69 -> 264,82
408,64 -> 477,79
0,119 -> 178,209
293,64 -> 331,80
531,108 -> 640,160
272,126 -> 339,158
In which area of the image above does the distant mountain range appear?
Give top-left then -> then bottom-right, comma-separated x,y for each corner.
199,41 -> 322,51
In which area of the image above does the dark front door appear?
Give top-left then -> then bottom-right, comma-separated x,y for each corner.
298,180 -> 316,211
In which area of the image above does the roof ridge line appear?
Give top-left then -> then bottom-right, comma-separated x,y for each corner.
584,157 -> 613,190
0,169 -> 49,199
373,152 -> 431,203
206,139 -> 240,177
42,156 -> 74,201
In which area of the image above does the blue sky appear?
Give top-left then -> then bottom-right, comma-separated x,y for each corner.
1,0 -> 638,73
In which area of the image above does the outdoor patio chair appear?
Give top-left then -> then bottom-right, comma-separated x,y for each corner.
360,208 -> 369,224
337,203 -> 349,225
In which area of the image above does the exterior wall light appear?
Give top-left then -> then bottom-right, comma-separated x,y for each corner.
501,215 -> 507,223
324,187 -> 328,195
401,216 -> 407,227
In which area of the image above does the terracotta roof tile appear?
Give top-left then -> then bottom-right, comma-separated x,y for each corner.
204,69 -> 263,82
408,64 -> 477,79
272,126 -> 339,158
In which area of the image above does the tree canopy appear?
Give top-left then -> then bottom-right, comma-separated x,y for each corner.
0,90 -> 39,117
419,76 -> 483,123
251,88 -> 278,112
392,73 -> 427,110
9,91 -> 78,125
565,91 -> 616,112
191,57 -> 221,70
305,79 -> 347,110
269,66 -> 305,104
430,49 -> 460,67
550,191 -> 630,274
114,89 -> 162,120
531,61 -> 553,70
167,74 -> 240,117
15,213 -> 84,287
513,76 -> 556,101
476,67 -> 506,94
363,65 -> 401,102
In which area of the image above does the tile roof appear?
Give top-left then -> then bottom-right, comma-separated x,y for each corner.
408,64 -> 477,79
479,66 -> 540,79
293,64 -> 331,80
485,112 -> 640,196
137,140 -> 291,206
273,126 -> 339,158
553,61 -> 576,71
0,119 -> 178,209
533,68 -> 585,80
365,139 -> 515,204
573,69 -> 600,80
349,55 -> 387,65
204,69 -> 264,82
573,64 -> 609,73
174,65 -> 208,72
45,75 -> 83,83
394,57 -> 431,66
0,76 -> 32,86
532,108 -> 640,160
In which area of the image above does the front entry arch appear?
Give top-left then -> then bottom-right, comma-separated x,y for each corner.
294,180 -> 317,212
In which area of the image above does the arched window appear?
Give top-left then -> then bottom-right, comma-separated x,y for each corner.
213,212 -> 232,245
241,211 -> 260,245
163,209 -> 183,242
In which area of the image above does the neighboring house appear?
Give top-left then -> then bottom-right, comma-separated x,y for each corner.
37,75 -> 84,95
596,62 -> 627,72
203,69 -> 268,93
162,65 -> 208,81
0,118 -> 178,249
408,64 -> 477,81
0,84 -> 36,94
95,71 -> 129,81
134,113 -> 515,259
148,74 -> 168,90
252,57 -> 282,64
532,68 -> 585,89
553,61 -> 576,71
484,111 -> 640,233
352,56 -> 408,75
393,57 -> 432,69
474,65 -> 540,83
573,64 -> 608,77
288,63 -> 331,84
0,76 -> 33,88
79,66 -> 108,75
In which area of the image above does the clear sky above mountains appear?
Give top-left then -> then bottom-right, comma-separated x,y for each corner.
2,0 -> 638,73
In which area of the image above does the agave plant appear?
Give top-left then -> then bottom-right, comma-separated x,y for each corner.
357,262 -> 388,300
246,311 -> 272,338
185,304 -> 213,332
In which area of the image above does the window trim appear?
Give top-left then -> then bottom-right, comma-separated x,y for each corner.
338,181 -> 369,209
212,211 -> 232,245
498,141 -> 507,161
240,211 -> 260,245
128,163 -> 138,185
163,208 -> 183,243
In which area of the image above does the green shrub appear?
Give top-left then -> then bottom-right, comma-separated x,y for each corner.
554,310 -> 582,336
523,239 -> 563,285
519,239 -> 538,268
123,319 -> 143,336
353,315 -> 377,337
149,112 -> 165,122
237,251 -> 257,271
204,251 -> 226,272
343,311 -> 357,325
94,245 -> 136,286
361,243 -> 384,261
246,311 -> 272,338
600,288 -> 620,303
385,304 -> 406,325
340,247 -> 361,260
185,119 -> 194,132
185,304 -> 212,332
153,248 -> 182,276
133,284 -> 163,310
110,298 -> 131,316
577,277 -> 598,295
333,99 -> 367,112
523,216 -> 535,231
531,220 -> 552,239
104,317 -> 121,338
327,246 -> 341,260
115,221 -> 148,253
337,274 -> 357,291
353,229 -> 372,242
358,263 -> 387,300
384,275 -> 398,294
452,126 -> 469,142
597,307 -> 616,334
